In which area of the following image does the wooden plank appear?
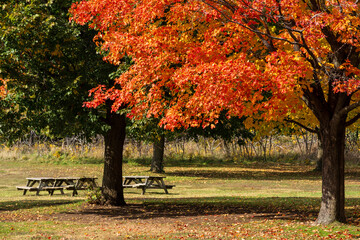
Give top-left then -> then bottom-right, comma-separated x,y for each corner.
140,186 -> 174,189
122,183 -> 175,189
42,186 -> 66,190
124,176 -> 150,178
132,183 -> 146,187
65,185 -> 90,190
16,186 -> 39,191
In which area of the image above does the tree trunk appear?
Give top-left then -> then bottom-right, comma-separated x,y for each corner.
316,118 -> 346,224
102,112 -> 126,206
314,139 -> 323,172
150,134 -> 165,173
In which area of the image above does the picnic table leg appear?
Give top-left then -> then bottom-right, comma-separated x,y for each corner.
158,179 -> 168,194
73,180 -> 79,196
24,180 -> 35,195
58,180 -> 65,195
123,179 -> 130,185
141,186 -> 146,195
72,189 -> 78,196
23,181 -> 29,195
48,181 -> 55,196
150,178 -> 168,194
49,180 -> 65,196
89,179 -> 98,189
70,185 -> 78,196
36,180 -> 47,196
37,180 -> 52,196
141,179 -> 151,195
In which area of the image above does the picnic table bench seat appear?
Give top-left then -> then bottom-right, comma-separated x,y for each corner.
16,186 -> 40,191
41,186 -> 68,190
134,184 -> 175,189
123,183 -> 175,188
65,185 -> 88,190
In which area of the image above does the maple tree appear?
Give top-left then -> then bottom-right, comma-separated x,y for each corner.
71,0 -> 360,223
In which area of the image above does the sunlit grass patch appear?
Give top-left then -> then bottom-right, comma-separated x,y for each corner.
0,221 -> 89,240
1,150 -> 360,239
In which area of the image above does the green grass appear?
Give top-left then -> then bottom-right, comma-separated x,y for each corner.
1,156 -> 360,239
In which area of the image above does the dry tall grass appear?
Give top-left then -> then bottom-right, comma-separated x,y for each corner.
1,131 -> 359,165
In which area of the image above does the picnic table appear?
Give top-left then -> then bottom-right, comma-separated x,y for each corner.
16,177 -> 98,196
123,176 -> 175,194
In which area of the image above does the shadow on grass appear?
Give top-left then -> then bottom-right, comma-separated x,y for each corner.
166,169 -> 360,181
63,196 -> 360,224
2,197 -> 360,227
0,199 -> 82,211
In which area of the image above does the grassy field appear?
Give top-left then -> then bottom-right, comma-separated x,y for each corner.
1,156 -> 360,239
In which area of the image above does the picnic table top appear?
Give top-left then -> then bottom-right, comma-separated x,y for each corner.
123,176 -> 166,179
26,177 -> 97,181
26,177 -> 56,181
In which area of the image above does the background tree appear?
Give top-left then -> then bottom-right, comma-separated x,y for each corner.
187,112 -> 254,158
71,0 -> 360,223
0,0 -> 128,205
126,118 -> 169,173
128,112 -> 253,171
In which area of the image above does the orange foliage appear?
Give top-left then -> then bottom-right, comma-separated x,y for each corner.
0,78 -> 7,99
70,0 -> 360,129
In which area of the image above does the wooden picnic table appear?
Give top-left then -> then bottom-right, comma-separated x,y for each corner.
16,177 -> 98,196
16,177 -> 56,196
49,177 -> 98,196
123,176 -> 174,194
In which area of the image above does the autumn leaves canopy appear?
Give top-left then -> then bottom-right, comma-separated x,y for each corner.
70,0 -> 360,130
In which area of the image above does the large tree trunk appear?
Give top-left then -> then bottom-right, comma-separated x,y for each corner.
316,118 -> 346,224
102,112 -> 126,206
150,134 -> 165,173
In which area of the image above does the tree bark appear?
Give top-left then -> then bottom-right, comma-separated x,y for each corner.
314,139 -> 323,172
102,112 -> 126,206
316,117 -> 346,224
150,134 -> 165,173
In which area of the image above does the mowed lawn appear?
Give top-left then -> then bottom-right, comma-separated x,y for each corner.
1,158 -> 360,239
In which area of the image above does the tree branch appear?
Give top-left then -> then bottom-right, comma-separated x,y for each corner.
285,119 -> 318,133
200,0 -> 300,48
345,113 -> 360,127
339,100 -> 360,116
